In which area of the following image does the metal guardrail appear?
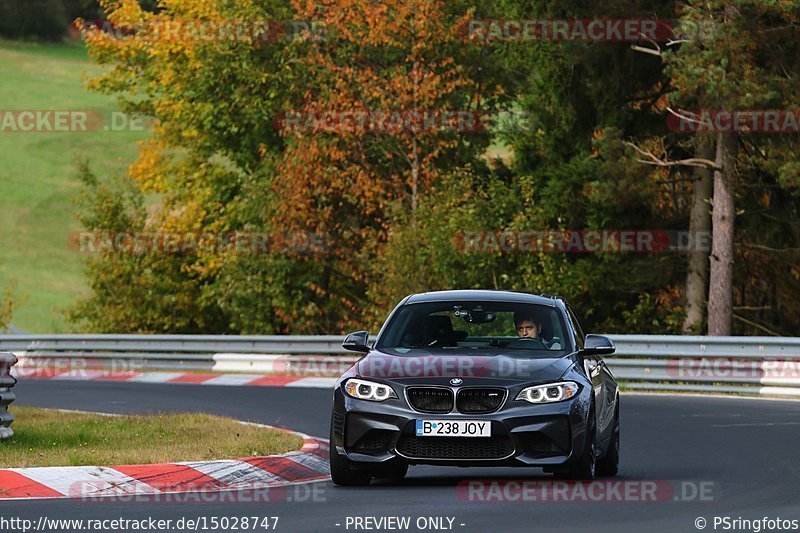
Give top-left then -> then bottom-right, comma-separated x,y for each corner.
3,333 -> 798,357
2,334 -> 800,397
606,335 -> 800,359
0,335 -> 346,355
0,352 -> 18,439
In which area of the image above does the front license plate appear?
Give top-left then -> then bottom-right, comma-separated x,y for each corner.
415,420 -> 491,437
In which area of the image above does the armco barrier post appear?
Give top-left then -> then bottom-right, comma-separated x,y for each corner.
0,352 -> 18,439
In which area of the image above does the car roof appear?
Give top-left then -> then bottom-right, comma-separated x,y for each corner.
404,290 -> 557,306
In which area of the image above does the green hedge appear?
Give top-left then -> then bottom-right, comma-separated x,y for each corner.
0,0 -> 70,41
0,0 -> 159,41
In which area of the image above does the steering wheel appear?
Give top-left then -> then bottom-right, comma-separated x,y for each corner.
505,337 -> 548,350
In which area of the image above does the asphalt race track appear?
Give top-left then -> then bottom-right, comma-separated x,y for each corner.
4,380 -> 800,533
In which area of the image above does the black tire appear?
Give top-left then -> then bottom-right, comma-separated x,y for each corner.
329,421 -> 372,486
564,405 -> 597,480
597,401 -> 620,477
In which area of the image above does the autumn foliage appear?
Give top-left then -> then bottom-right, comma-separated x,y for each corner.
71,0 -> 800,335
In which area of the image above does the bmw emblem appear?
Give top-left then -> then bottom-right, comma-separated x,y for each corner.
450,378 -> 463,386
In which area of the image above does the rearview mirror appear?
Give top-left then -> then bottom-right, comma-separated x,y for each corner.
454,306 -> 495,324
343,331 -> 370,353
582,334 -> 615,356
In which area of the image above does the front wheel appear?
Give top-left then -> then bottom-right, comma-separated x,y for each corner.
329,421 -> 372,486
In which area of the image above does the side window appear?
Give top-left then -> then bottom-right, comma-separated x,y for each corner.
566,305 -> 585,349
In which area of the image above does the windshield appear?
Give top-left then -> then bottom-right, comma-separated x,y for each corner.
376,301 -> 570,358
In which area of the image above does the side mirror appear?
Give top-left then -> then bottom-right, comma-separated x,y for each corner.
343,331 -> 370,353
582,334 -> 615,356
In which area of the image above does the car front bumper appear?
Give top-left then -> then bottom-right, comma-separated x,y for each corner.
331,384 -> 592,468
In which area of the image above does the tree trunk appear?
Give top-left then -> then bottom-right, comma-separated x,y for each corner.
410,53 -> 421,223
707,132 -> 738,336
682,137 -> 714,333
411,135 -> 419,218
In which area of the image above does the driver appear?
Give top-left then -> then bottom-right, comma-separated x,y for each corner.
513,311 -> 554,349
514,312 -> 542,339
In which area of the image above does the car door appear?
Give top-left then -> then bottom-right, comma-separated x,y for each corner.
593,350 -> 617,443
566,305 -> 608,439
594,339 -> 618,425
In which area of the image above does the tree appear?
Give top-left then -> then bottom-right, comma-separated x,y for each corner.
633,0 -> 800,334
0,0 -> 68,40
682,137 -> 713,333
74,0 -> 800,335
489,0 -> 687,333
268,0 -> 510,331
75,0 -> 510,333
74,0 -> 297,332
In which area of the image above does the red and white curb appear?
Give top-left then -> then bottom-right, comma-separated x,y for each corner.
0,426 -> 330,500
12,369 -> 337,388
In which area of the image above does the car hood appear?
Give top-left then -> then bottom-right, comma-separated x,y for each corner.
356,351 -> 575,386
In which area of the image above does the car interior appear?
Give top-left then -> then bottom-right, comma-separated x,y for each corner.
387,303 -> 567,352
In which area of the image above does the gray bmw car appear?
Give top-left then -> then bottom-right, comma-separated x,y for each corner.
330,290 -> 620,485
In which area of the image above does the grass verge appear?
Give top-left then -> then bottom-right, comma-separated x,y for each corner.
0,406 -> 303,468
0,39 -> 148,333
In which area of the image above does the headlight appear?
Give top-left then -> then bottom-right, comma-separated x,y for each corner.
344,378 -> 397,402
516,381 -> 579,404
